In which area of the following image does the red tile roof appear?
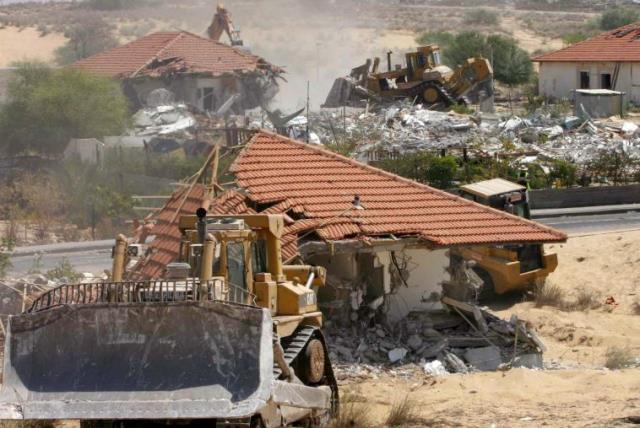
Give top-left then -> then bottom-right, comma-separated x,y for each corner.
231,132 -> 566,247
132,131 -> 566,279
534,23 -> 640,62
73,31 -> 280,78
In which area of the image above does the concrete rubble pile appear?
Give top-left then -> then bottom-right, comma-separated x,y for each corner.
308,101 -> 640,166
325,298 -> 545,377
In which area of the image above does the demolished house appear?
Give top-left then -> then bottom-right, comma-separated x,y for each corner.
130,131 -> 566,371
73,31 -> 282,113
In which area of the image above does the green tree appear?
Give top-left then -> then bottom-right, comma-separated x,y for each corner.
55,16 -> 118,65
423,32 -> 534,86
0,62 -> 130,156
488,35 -> 534,86
426,156 -> 458,188
549,160 -> 577,187
599,7 -> 640,31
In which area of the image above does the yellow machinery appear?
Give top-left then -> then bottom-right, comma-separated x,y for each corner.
207,3 -> 243,46
0,211 -> 338,428
323,45 -> 493,108
457,178 -> 558,297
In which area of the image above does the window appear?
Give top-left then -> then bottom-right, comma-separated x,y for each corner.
198,87 -> 216,111
579,71 -> 590,89
601,73 -> 612,89
226,241 -> 246,290
251,240 -> 268,275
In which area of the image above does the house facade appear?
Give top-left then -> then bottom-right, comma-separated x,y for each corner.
534,23 -> 640,104
73,31 -> 282,113
130,132 -> 566,323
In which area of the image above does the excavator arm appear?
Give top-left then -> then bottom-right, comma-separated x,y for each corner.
207,4 -> 244,46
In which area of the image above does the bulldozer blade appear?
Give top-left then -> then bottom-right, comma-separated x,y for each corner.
0,301 -> 274,420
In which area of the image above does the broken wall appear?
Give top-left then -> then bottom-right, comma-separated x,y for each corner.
125,73 -> 277,113
309,246 -> 448,325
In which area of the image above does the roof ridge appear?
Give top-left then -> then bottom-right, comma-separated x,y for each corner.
235,130 -> 566,240
174,29 -> 259,60
127,31 -> 184,78
533,21 -> 640,62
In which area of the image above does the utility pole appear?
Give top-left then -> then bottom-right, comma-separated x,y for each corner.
306,80 -> 310,143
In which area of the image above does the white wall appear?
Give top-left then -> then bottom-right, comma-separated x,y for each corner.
310,247 -> 449,324
384,248 -> 448,322
538,62 -> 638,103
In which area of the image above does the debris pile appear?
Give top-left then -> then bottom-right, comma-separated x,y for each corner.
325,297 -> 545,377
309,101 -> 640,167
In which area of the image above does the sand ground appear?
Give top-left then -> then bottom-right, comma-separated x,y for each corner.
342,230 -> 640,427
0,25 -> 66,68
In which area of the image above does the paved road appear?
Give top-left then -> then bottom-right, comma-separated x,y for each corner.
8,240 -> 114,278
538,211 -> 640,235
7,210 -> 640,277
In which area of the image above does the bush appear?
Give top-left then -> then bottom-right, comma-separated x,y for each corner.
600,7 -> 640,31
0,62 -> 130,156
329,394 -> 371,428
416,31 -> 455,48
534,281 -> 565,308
45,258 -> 81,282
385,395 -> 420,426
549,159 -> 577,188
569,288 -> 602,311
562,31 -> 589,45
463,8 -> 500,26
426,156 -> 458,188
604,346 -> 635,370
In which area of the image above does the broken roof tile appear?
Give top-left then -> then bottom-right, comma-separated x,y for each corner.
73,31 -> 281,79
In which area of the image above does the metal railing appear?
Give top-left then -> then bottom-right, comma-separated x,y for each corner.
28,279 -> 256,313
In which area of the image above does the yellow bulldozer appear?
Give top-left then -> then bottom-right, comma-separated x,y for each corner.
0,211 -> 338,428
456,178 -> 558,298
323,45 -> 493,109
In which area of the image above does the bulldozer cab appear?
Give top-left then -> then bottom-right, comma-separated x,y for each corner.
405,45 -> 442,81
178,211 -> 326,317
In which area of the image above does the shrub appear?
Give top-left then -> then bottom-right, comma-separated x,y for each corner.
329,394 -> 372,428
604,346 -> 635,370
562,31 -> 589,45
569,288 -> 602,311
463,8 -> 501,26
385,395 -> 420,427
534,281 -> 565,308
600,7 -> 640,31
549,159 -> 577,188
45,258 -> 81,282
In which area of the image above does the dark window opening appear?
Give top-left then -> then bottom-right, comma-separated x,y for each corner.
580,71 -> 590,89
200,87 -> 216,111
601,73 -> 612,89
517,244 -> 543,273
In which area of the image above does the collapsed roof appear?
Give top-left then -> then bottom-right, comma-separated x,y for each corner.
72,31 -> 282,79
132,131 -> 566,279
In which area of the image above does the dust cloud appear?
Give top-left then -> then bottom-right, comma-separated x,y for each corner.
173,0 -> 419,111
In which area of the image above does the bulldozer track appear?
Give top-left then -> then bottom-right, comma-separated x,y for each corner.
274,326 -> 339,418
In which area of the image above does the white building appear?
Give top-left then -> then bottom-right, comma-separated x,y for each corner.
534,23 -> 640,104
